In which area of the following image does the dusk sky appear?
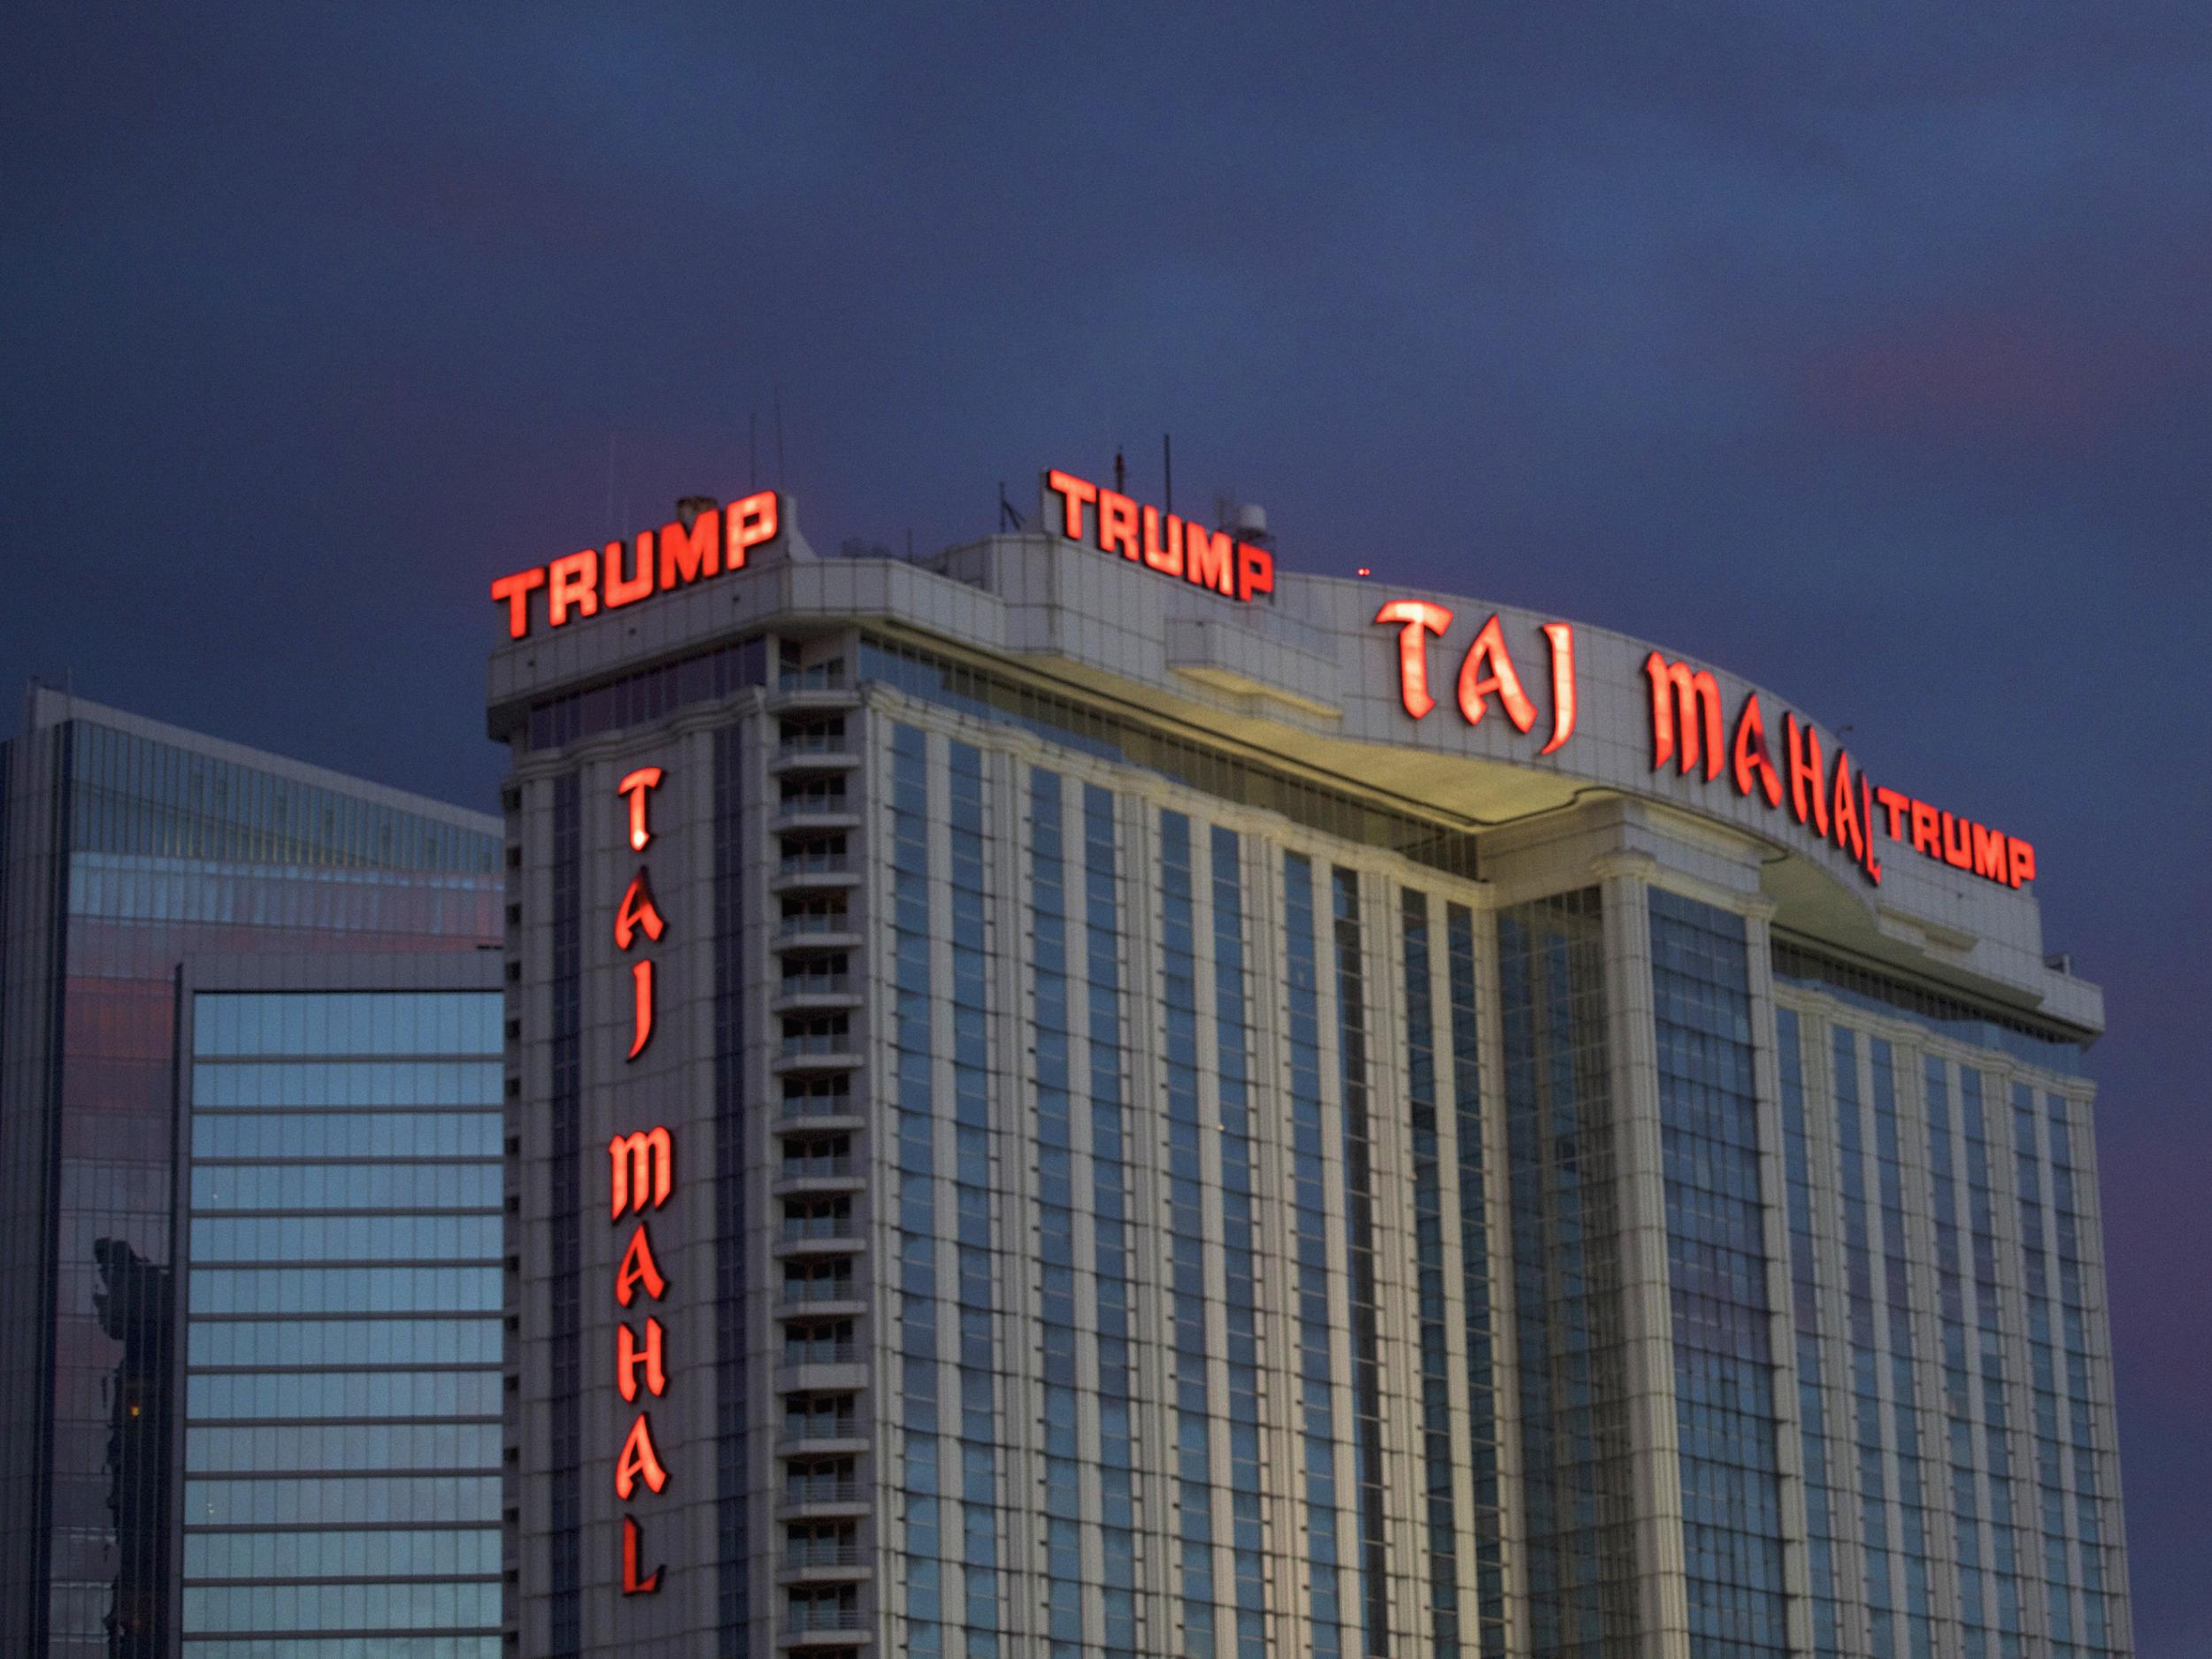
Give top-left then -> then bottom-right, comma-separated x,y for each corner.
4,4 -> 2206,1644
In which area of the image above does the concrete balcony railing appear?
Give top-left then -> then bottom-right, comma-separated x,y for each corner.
778,1277 -> 860,1306
780,1340 -> 863,1368
782,1541 -> 868,1571
782,1479 -> 865,1506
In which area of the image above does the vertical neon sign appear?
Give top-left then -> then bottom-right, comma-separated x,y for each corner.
611,765 -> 672,1594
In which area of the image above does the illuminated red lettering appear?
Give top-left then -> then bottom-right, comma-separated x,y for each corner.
614,870 -> 664,950
656,515 -> 721,590
1185,523 -> 1234,595
1046,469 -> 1097,541
605,538 -> 654,608
628,960 -> 655,1058
610,1127 -> 673,1218
614,1413 -> 668,1499
1141,506 -> 1183,576
548,550 -> 599,626
1971,822 -> 2009,882
618,1316 -> 667,1402
2008,838 -> 2036,887
490,568 -> 545,639
1940,811 -> 1973,870
617,767 -> 663,853
1372,601 -> 1453,719
621,1515 -> 662,1595
1784,714 -> 1829,836
1236,542 -> 1274,603
1457,615 -> 1536,733
1874,786 -> 1911,842
726,490 -> 778,565
1909,799 -> 1940,855
1731,694 -> 1785,808
1098,490 -> 1140,559
1539,623 -> 1578,756
615,1222 -> 667,1306
1830,753 -> 1864,864
1861,776 -> 1883,885
1645,654 -> 1724,780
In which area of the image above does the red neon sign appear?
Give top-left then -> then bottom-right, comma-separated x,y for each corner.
1372,602 -> 1578,756
1640,650 -> 2032,889
1046,468 -> 1276,603
1370,604 -> 2034,892
490,494 -> 779,640
609,768 -> 677,1597
618,768 -> 663,852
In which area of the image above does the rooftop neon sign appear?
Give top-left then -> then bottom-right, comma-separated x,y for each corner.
490,494 -> 780,640
1371,600 -> 2035,891
1044,468 -> 1276,603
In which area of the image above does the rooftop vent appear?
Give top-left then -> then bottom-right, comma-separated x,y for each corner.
1232,503 -> 1272,549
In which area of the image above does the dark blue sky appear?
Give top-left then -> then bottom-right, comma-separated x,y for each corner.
5,4 -> 2206,1641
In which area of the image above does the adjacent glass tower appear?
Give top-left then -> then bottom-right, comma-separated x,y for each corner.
490,519 -> 2131,1658
174,958 -> 506,1658
0,687 -> 503,1656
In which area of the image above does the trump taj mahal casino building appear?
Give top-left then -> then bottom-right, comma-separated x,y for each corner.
488,471 -> 2130,1659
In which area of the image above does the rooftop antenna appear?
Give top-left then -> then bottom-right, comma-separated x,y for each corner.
605,432 -> 617,537
749,413 -> 758,492
1113,446 -> 1125,495
772,382 -> 787,483
999,481 -> 1026,531
1163,433 -> 1173,517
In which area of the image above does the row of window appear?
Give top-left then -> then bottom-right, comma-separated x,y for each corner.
181,1580 -> 500,1634
188,1316 -> 502,1369
184,1526 -> 502,1581
195,992 -> 502,1057
185,1423 -> 502,1474
188,1369 -> 503,1421
192,1059 -> 503,1109
69,852 -> 499,934
193,1110 -> 500,1161
188,1265 -> 503,1316
182,1640 -> 498,1659
189,1164 -> 500,1210
69,717 -> 497,873
190,1212 -> 502,1263
186,1475 -> 501,1526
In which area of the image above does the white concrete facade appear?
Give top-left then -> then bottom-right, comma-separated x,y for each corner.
493,503 -> 2125,1659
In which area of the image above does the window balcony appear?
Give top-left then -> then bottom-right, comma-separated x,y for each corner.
778,1277 -> 860,1308
779,1419 -> 864,1450
780,1538 -> 872,1587
777,727 -> 850,757
780,1339 -> 863,1367
772,974 -> 859,1016
776,929 -> 862,961
778,848 -> 853,878
781,1477 -> 866,1507
780,1153 -> 856,1179
767,669 -> 859,718
776,1091 -> 861,1125
784,1540 -> 867,1571
772,806 -> 861,838
780,1213 -> 857,1244
770,730 -> 859,778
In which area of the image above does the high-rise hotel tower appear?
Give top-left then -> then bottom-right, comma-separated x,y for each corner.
489,477 -> 2129,1659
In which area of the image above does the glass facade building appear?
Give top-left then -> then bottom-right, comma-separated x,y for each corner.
0,687 -> 503,1656
492,509 -> 2131,1657
176,964 -> 505,1658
